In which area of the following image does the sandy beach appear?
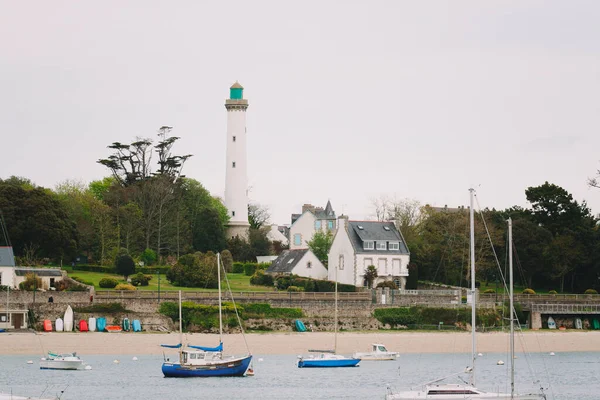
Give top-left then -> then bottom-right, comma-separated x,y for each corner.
1,331 -> 599,356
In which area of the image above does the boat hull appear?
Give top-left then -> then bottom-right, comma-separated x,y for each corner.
39,360 -> 83,370
162,355 -> 252,377
386,393 -> 545,399
297,358 -> 360,368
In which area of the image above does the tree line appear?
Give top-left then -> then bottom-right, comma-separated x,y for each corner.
372,182 -> 599,293
0,128 -> 280,268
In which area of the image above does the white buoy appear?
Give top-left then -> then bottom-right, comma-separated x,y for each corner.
113,359 -> 120,364
84,365 -> 92,370
258,358 -> 264,362
550,352 -> 555,356
477,353 -> 483,357
132,356 -> 138,361
26,360 -> 33,364
497,360 -> 505,365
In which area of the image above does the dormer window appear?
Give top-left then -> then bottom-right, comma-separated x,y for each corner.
376,241 -> 387,250
389,242 -> 400,250
364,241 -> 374,250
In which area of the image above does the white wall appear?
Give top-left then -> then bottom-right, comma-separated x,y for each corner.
292,251 -> 328,280
224,107 -> 249,226
0,267 -> 16,288
327,218 -> 356,285
356,254 -> 410,288
289,212 -> 316,249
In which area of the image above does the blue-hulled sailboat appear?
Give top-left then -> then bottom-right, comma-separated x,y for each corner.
297,261 -> 360,368
161,253 -> 253,377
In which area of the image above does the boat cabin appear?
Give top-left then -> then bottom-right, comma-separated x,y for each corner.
181,350 -> 224,365
425,384 -> 482,395
372,344 -> 389,353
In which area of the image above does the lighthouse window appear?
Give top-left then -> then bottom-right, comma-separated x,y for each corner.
233,136 -> 236,142
232,162 -> 236,168
232,211 -> 236,217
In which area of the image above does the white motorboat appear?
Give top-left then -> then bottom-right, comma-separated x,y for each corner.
40,352 -> 84,370
353,343 -> 399,361
0,394 -> 57,400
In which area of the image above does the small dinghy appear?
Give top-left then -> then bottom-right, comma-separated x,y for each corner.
106,325 -> 122,333
79,320 -> 88,332
63,306 -> 74,332
132,319 -> 142,332
55,318 -> 64,332
122,317 -> 130,332
547,316 -> 557,329
88,317 -> 97,332
43,320 -> 53,332
575,318 -> 582,330
96,317 -> 107,332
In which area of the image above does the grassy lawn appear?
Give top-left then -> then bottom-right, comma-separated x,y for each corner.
66,270 -> 275,292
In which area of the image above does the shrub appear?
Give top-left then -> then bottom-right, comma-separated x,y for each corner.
140,248 -> 157,266
99,278 -> 119,289
374,308 -> 417,326
548,290 -> 558,295
244,263 -> 257,276
584,289 -> 598,295
232,262 -> 244,274
72,264 -> 116,273
522,288 -> 536,294
115,283 -> 137,291
135,266 -> 170,275
221,250 -> 234,273
483,289 -> 495,294
18,273 -> 42,291
130,273 -> 151,287
287,285 -> 304,292
376,281 -> 398,290
166,252 -> 218,288
115,249 -> 135,279
250,270 -> 274,287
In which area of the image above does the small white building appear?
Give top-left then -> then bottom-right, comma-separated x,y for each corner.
289,201 -> 337,249
266,249 -> 328,280
266,224 -> 289,246
328,217 -> 410,289
0,309 -> 28,330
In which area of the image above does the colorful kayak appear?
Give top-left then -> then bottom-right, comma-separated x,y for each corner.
96,317 -> 106,332
79,320 -> 88,332
106,325 -> 122,333
132,320 -> 142,332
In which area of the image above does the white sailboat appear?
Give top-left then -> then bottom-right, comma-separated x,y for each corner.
386,189 -> 546,400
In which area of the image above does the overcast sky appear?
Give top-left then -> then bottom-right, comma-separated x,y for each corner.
2,1 -> 599,225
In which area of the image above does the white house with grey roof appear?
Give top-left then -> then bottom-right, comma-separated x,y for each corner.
328,216 -> 410,289
266,249 -> 328,280
289,201 -> 337,250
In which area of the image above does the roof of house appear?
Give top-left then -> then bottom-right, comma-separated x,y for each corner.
347,221 -> 410,255
266,249 -> 309,274
14,268 -> 63,277
314,200 -> 336,220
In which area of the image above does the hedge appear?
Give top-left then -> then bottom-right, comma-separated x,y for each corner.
232,262 -> 244,274
373,306 -> 507,329
70,264 -> 170,275
244,263 -> 257,276
274,275 -> 356,292
99,278 -> 119,289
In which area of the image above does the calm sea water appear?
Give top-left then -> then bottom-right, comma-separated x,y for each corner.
1,352 -> 598,399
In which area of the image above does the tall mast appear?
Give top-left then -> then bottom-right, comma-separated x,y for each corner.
469,188 -> 476,386
334,256 -> 338,354
178,290 -> 182,359
508,218 -> 515,398
217,253 -> 223,343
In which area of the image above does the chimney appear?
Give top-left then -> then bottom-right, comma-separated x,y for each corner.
302,204 -> 315,213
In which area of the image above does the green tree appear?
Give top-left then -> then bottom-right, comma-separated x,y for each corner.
364,265 -> 378,288
140,248 -> 157,266
193,207 -> 227,253
221,249 -> 234,272
307,230 -> 334,267
166,252 -> 218,288
115,249 -> 135,279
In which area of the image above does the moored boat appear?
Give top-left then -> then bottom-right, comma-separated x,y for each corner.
297,353 -> 360,368
106,325 -> 122,333
40,352 -> 84,370
353,343 -> 399,361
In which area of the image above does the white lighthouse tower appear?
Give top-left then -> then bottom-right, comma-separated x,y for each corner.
224,81 -> 250,239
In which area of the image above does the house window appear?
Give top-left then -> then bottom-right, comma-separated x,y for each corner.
364,258 -> 373,268
315,220 -> 322,230
232,162 -> 236,168
378,258 -> 387,275
307,261 -> 312,269
389,242 -> 400,251
327,220 -> 334,230
233,136 -> 236,142
339,255 -> 344,270
392,259 -> 401,274
376,241 -> 387,250
364,241 -> 374,250
232,211 -> 235,217
294,234 -> 302,246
